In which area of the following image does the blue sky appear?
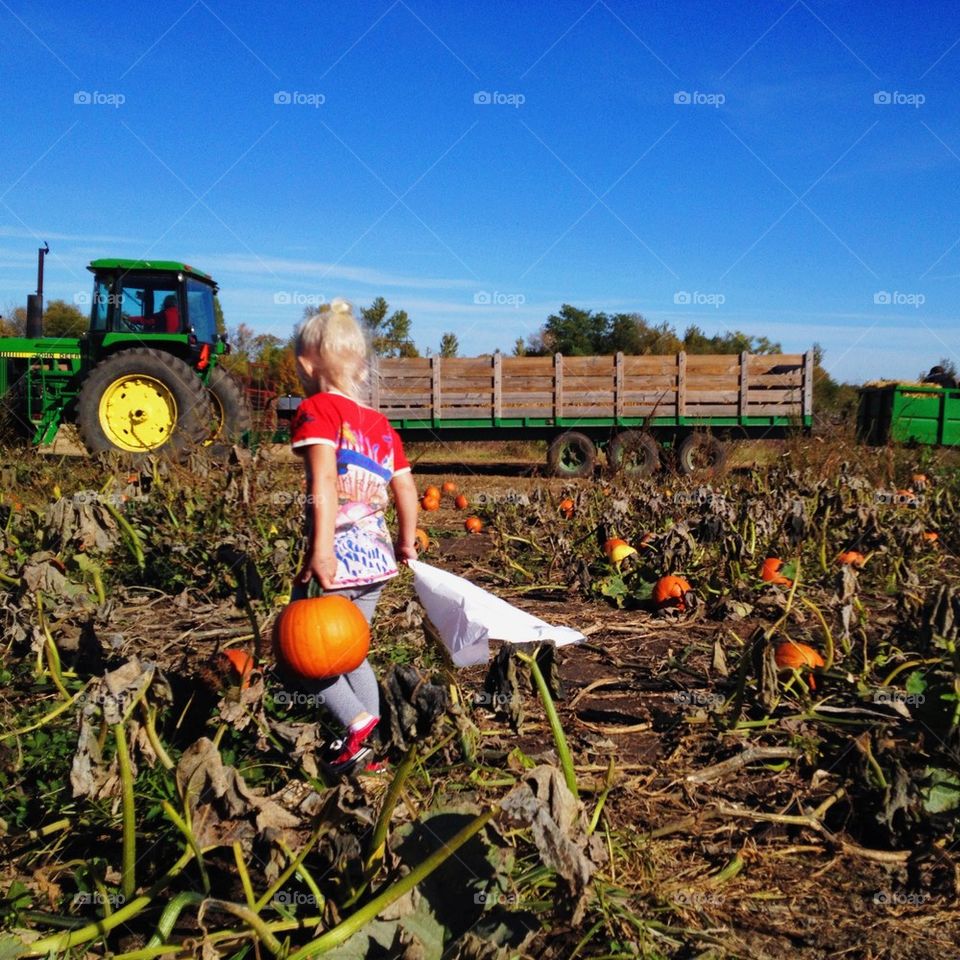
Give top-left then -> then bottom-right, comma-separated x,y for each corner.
1,0 -> 958,382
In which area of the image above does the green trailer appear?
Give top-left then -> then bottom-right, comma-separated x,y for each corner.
857,383 -> 960,447
0,256 -> 251,456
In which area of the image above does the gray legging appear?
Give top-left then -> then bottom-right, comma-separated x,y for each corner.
288,579 -> 383,728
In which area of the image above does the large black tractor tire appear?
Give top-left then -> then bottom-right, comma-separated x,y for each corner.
76,348 -> 209,457
676,432 -> 728,477
547,431 -> 597,478
607,430 -> 661,478
206,366 -> 253,444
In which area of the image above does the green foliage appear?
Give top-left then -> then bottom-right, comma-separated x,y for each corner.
361,297 -> 420,358
42,299 -> 87,337
522,304 -> 783,357
438,332 -> 459,358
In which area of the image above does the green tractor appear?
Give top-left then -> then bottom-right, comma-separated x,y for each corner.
0,250 -> 251,456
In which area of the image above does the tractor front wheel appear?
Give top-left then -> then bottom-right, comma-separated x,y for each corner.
76,349 -> 209,456
206,366 -> 253,445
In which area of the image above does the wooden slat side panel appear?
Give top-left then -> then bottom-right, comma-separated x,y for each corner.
563,356 -> 617,375
747,354 -> 803,374
501,357 -> 555,374
623,356 -> 678,375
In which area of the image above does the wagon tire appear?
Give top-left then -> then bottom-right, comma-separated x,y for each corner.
76,348 -> 208,458
547,431 -> 597,478
676,433 -> 728,476
607,431 -> 660,478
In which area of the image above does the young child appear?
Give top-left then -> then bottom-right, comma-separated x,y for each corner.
288,298 -> 419,773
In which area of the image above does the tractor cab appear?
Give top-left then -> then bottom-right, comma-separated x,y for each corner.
85,259 -> 220,356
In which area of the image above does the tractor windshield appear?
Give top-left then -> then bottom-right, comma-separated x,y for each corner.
186,279 -> 217,345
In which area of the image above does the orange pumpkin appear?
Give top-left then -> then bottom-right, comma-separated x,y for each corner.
454,494 -> 469,510
923,531 -> 939,543
604,537 -> 637,564
423,485 -> 441,501
420,495 -> 440,511
441,481 -> 458,495
774,640 -> 824,689
653,574 -> 692,611
415,528 -> 430,551
221,648 -> 254,689
911,473 -> 928,490
273,596 -> 370,680
465,516 -> 483,533
836,550 -> 866,568
559,497 -> 575,518
761,558 -> 792,586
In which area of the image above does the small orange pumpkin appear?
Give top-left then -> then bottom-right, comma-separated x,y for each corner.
559,497 -> 575,518
761,558 -> 792,586
273,596 -> 370,680
441,481 -> 458,495
414,528 -> 430,551
465,516 -> 483,533
836,550 -> 866,568
221,648 -> 254,689
423,485 -> 441,501
420,495 -> 440,511
604,537 -> 637,564
653,574 -> 692,611
454,494 -> 469,510
774,640 -> 824,689
923,531 -> 939,544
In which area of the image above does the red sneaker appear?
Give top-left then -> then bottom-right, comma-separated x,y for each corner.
322,716 -> 380,774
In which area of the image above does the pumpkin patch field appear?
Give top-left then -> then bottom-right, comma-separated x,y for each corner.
1,436 -> 959,959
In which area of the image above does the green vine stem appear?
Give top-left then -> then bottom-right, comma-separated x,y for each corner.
114,721 -> 137,902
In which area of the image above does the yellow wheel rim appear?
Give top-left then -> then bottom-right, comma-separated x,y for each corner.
98,374 -> 178,452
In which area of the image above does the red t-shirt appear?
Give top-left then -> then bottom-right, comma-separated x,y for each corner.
290,391 -> 410,587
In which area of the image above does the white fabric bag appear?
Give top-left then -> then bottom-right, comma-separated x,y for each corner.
407,559 -> 584,667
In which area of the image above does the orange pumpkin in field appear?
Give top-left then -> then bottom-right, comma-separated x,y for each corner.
465,516 -> 483,533
923,531 -> 939,544
454,494 -> 469,510
774,640 -> 824,689
442,481 -> 458,495
836,550 -> 866,568
761,557 -> 793,586
653,575 -> 692,611
273,596 -> 370,680
420,495 -> 440,511
558,497 -> 575,518
221,648 -> 254,689
415,528 -> 430,551
423,485 -> 441,501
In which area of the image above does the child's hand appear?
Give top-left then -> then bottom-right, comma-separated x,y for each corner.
396,543 -> 418,565
299,551 -> 338,590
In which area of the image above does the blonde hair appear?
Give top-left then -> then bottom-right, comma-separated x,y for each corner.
295,298 -> 369,400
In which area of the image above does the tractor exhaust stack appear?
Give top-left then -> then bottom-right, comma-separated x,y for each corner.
25,242 -> 49,338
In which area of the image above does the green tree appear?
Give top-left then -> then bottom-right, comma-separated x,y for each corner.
43,300 -> 87,337
439,332 -> 459,358
360,297 -> 420,358
214,295 -> 226,337
0,305 -> 26,336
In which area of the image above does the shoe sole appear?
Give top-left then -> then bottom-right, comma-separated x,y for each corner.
321,745 -> 373,776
